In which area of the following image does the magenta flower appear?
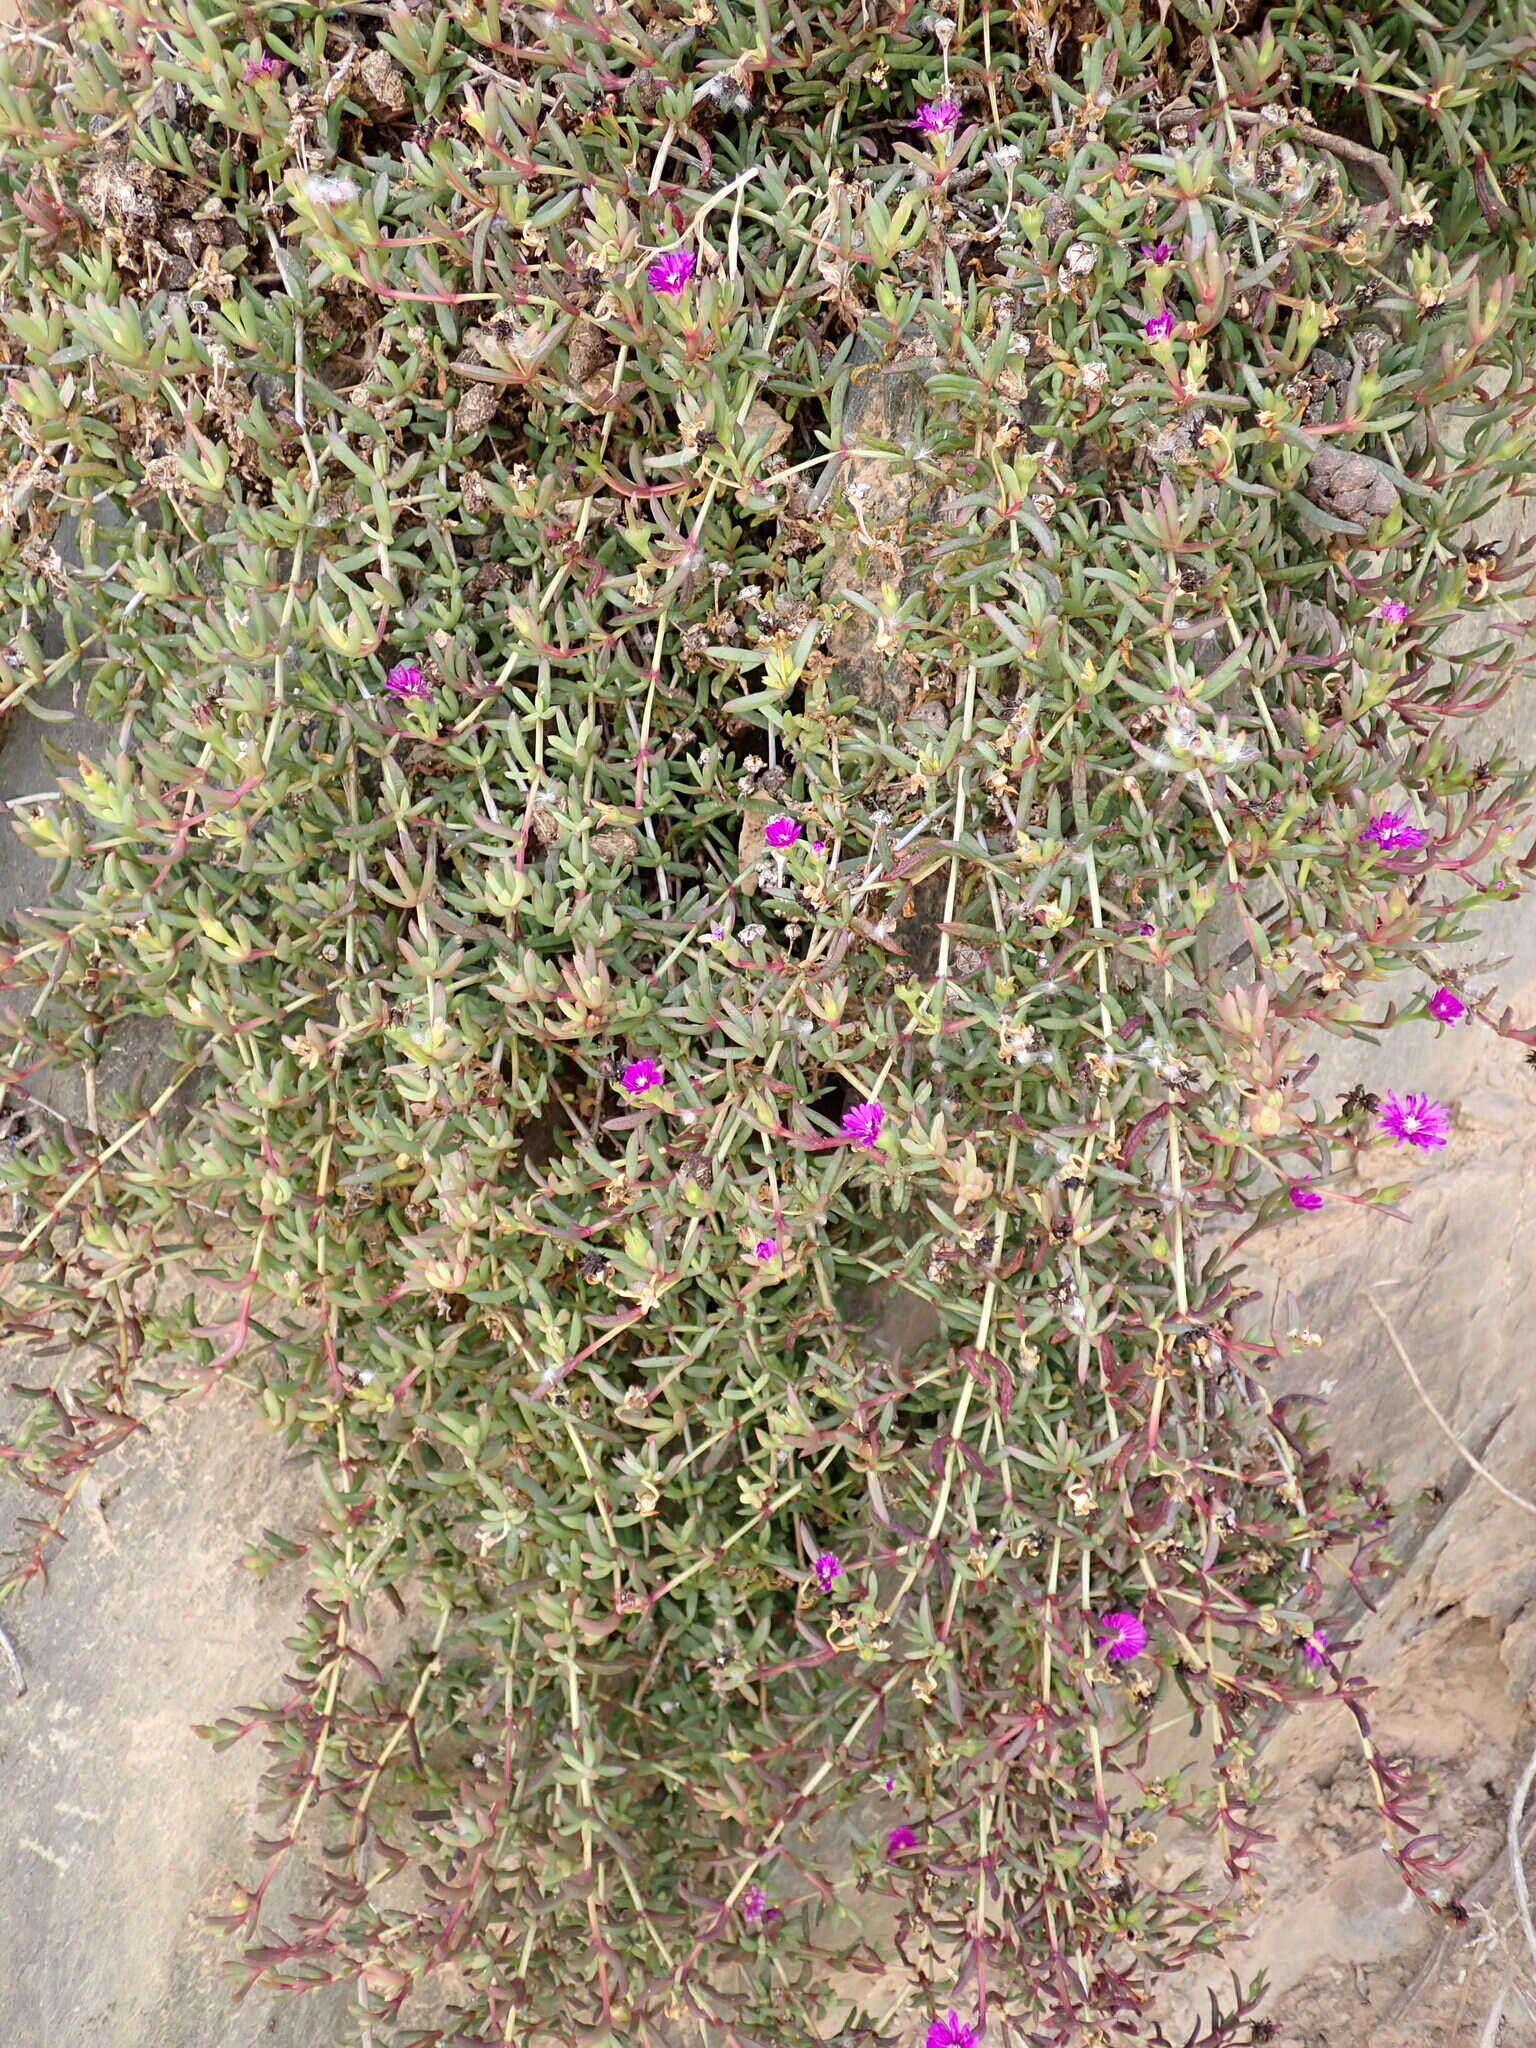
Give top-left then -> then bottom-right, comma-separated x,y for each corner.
1287,1182 -> 1324,1212
754,1237 -> 779,1262
913,95 -> 963,136
742,1885 -> 768,1927
841,1100 -> 885,1148
646,247 -> 697,296
384,660 -> 429,700
1141,239 -> 1172,263
620,1057 -> 664,1097
764,815 -> 801,849
813,1551 -> 842,1593
926,2015 -> 979,2048
1377,1091 -> 1450,1150
1359,810 -> 1428,853
1096,1609 -> 1148,1662
1429,988 -> 1467,1025
811,838 -> 827,854
244,52 -> 286,79
886,1824 -> 919,1858
1301,1630 -> 1328,1668
1377,599 -> 1410,624
1144,309 -> 1176,341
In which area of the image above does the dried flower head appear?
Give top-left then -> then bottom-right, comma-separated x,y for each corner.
1377,1091 -> 1450,1149
1149,702 -> 1257,772
997,1018 -> 1042,1066
303,172 -> 359,208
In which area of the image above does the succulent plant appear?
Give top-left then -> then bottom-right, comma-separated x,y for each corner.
2,1 -> 1534,2041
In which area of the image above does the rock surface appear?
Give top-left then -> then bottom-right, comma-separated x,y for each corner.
0,1390 -> 342,2047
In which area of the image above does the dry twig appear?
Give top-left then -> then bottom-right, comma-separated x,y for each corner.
1367,1292 -> 1536,1521
1510,1736 -> 1536,1977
